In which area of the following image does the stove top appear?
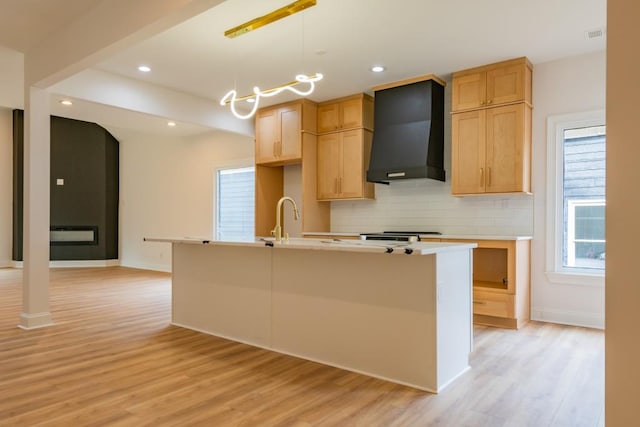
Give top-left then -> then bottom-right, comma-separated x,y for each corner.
359,231 -> 441,242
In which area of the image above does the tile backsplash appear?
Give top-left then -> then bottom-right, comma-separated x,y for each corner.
330,179 -> 533,236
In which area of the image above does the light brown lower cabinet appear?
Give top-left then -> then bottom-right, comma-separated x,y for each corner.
444,238 -> 530,329
472,290 -> 515,319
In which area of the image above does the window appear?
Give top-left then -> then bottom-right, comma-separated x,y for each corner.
546,111 -> 605,285
566,200 -> 605,269
215,166 -> 255,241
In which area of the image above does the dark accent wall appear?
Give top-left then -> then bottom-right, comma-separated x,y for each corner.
12,110 -> 23,261
12,111 -> 119,261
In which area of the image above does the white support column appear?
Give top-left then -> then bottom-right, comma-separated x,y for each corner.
14,1 -> 227,329
19,86 -> 53,329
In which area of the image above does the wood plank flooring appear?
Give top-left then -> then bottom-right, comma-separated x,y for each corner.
0,267 -> 604,426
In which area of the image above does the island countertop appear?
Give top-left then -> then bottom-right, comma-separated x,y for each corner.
144,236 -> 477,255
155,235 -> 475,392
301,232 -> 532,241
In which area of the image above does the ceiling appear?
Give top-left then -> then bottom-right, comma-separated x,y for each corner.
0,0 -> 607,136
0,0 -> 104,52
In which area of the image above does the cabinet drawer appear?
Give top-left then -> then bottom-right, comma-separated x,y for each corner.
473,290 -> 514,318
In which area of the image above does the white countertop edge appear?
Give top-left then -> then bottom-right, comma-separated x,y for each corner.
301,232 -> 532,241
437,234 -> 532,241
144,237 -> 477,255
302,232 -> 369,237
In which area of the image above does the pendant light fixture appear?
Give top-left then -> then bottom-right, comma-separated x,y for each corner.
220,73 -> 323,119
220,0 -> 323,120
224,0 -> 316,39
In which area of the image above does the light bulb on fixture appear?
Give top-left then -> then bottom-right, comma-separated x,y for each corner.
220,73 -> 323,120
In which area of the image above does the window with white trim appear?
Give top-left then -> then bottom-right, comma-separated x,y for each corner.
546,111 -> 605,284
215,166 -> 255,241
566,199 -> 605,269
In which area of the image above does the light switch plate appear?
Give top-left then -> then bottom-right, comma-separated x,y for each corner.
56,178 -> 64,186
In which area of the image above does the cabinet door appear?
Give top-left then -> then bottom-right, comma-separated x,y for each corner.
486,63 -> 526,107
278,104 -> 302,161
340,98 -> 363,130
317,133 -> 341,200
485,104 -> 524,193
255,109 -> 278,164
452,71 -> 486,112
317,102 -> 339,133
473,290 -> 515,318
339,129 -> 365,198
451,110 -> 486,194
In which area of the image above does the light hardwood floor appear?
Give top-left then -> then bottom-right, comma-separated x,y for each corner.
0,267 -> 604,426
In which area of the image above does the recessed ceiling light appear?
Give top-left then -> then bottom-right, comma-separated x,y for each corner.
371,65 -> 385,73
246,98 -> 256,103
60,100 -> 73,106
138,65 -> 151,72
167,121 -> 176,127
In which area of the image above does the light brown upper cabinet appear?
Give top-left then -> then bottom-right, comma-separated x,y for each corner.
317,94 -> 374,134
316,94 -> 374,201
254,99 -> 330,237
317,129 -> 375,200
452,104 -> 531,194
451,57 -> 532,195
451,57 -> 532,113
256,100 -> 317,165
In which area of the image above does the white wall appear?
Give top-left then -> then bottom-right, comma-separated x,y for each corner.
0,108 -> 13,266
531,51 -> 606,328
331,180 -> 533,236
331,76 -> 534,236
115,127 -> 253,271
0,47 -> 24,109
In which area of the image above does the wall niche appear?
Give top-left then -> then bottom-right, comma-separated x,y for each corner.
13,110 -> 119,261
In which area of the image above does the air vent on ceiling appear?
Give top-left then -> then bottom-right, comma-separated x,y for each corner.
585,27 -> 606,39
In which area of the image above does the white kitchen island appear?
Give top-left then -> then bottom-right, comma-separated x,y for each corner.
145,237 -> 476,393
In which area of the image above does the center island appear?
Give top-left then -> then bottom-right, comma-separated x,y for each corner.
145,237 -> 476,393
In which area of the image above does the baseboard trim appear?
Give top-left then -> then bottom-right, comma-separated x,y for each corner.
120,261 -> 171,273
18,312 -> 54,329
52,260 -> 120,268
473,314 -> 518,329
531,307 -> 604,330
10,260 -> 120,268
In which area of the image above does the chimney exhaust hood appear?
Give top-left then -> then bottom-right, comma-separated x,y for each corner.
367,75 -> 446,183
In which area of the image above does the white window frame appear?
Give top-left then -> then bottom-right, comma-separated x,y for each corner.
566,199 -> 605,268
545,110 -> 605,286
212,159 -> 255,242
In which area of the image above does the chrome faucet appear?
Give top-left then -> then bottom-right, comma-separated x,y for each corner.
272,196 -> 300,242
